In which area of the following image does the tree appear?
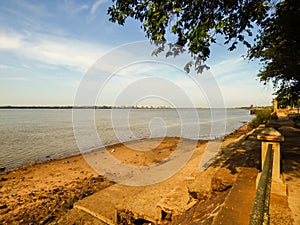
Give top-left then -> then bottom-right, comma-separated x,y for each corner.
276,85 -> 300,108
107,0 -> 300,97
108,0 -> 269,73
248,0 -> 300,98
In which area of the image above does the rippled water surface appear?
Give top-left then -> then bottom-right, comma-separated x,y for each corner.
0,108 -> 253,169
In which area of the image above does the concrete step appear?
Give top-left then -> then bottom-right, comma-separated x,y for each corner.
72,141 -> 211,224
213,167 -> 258,225
58,208 -> 107,225
74,184 -> 145,224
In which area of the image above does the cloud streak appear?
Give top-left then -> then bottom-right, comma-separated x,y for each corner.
0,76 -> 30,81
0,31 -> 24,49
0,29 -> 110,72
91,0 -> 108,15
0,65 -> 12,69
209,56 -> 245,77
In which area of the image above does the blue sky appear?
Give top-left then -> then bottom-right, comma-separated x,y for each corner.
0,0 -> 274,107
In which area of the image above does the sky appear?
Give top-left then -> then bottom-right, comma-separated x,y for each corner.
0,0 -> 275,108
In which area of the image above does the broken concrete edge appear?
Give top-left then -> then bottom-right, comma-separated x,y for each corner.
114,170 -> 236,225
115,207 -> 157,224
188,167 -> 239,204
157,200 -> 197,223
211,176 -> 234,193
158,189 -> 198,216
114,195 -> 198,224
74,204 -> 115,225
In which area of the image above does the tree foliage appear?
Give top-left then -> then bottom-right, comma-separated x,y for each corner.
108,0 -> 269,72
248,0 -> 300,96
107,0 -> 300,96
276,84 -> 300,108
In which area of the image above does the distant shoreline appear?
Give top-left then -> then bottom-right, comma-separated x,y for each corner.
0,106 -> 172,109
0,105 -> 176,109
0,106 -> 254,110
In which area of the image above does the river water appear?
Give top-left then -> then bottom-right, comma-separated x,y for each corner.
0,108 -> 253,170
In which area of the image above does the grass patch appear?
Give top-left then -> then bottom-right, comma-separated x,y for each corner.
249,108 -> 272,128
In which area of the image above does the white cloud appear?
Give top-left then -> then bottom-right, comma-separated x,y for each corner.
209,56 -> 245,77
62,1 -> 89,15
73,4 -> 89,14
208,55 -> 261,86
14,1 -> 50,17
0,65 -> 12,69
0,31 -> 24,49
116,62 -> 164,77
22,64 -> 31,69
0,76 -> 29,81
90,0 -> 108,15
0,29 -> 110,72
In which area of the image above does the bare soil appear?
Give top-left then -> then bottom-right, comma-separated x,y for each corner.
0,137 -> 196,224
0,154 -> 113,224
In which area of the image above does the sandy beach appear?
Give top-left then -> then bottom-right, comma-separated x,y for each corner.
0,153 -> 113,224
0,122 -> 299,224
0,121 -> 249,225
0,136 -> 208,224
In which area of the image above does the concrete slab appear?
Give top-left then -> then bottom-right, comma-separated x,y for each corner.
58,208 -> 108,225
74,185 -> 145,224
74,141 -> 211,224
212,168 -> 259,225
116,183 -> 198,223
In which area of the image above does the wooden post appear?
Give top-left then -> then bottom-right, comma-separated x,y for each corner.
257,127 -> 286,196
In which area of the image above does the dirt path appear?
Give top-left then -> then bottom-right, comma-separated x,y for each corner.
279,125 -> 300,224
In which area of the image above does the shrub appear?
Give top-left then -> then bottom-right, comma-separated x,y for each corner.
249,108 -> 272,128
